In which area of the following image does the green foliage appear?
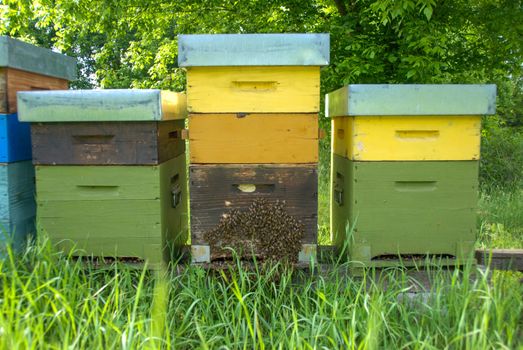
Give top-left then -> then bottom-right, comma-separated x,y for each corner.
1,0 -> 521,130
480,120 -> 523,190
1,238 -> 522,348
478,190 -> 523,248
1,1 -> 521,108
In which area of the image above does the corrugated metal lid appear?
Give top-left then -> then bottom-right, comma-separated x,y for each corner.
17,89 -> 187,122
178,33 -> 330,67
326,84 -> 497,117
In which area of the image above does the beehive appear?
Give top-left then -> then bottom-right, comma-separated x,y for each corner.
0,161 -> 35,252
30,120 -> 185,165
0,37 -> 76,254
179,34 -> 330,263
17,90 -> 188,266
190,164 -> 318,261
35,154 -> 187,266
327,84 -> 496,270
0,36 -> 75,113
189,113 -> 319,164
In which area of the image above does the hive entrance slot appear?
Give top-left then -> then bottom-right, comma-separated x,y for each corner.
370,253 -> 456,261
72,255 -> 145,266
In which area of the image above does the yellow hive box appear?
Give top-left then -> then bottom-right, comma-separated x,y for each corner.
326,84 -> 496,161
331,115 -> 481,161
187,66 -> 320,113
189,113 -> 318,164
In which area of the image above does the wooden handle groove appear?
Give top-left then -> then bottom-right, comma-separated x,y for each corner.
231,80 -> 278,92
72,135 -> 115,144
395,130 -> 440,140
395,181 -> 437,192
334,172 -> 344,206
76,185 -> 119,194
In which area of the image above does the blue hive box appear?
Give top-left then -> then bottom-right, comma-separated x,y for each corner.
0,114 -> 31,162
0,160 -> 36,253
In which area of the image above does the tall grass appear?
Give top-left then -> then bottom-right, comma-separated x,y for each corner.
1,127 -> 521,349
478,190 -> 523,248
1,238 -> 521,349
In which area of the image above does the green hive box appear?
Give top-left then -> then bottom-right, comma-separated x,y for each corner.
327,84 -> 496,271
331,155 -> 479,268
35,153 -> 188,267
17,89 -> 188,266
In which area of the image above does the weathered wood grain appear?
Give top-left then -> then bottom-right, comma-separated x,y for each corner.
160,152 -> 189,249
0,68 -> 68,114
0,113 -> 32,162
331,155 -> 479,266
187,66 -> 320,113
189,113 -> 318,164
180,244 -> 523,273
31,120 -> 185,165
18,90 -> 187,122
36,154 -> 188,265
0,161 -> 35,252
0,69 -> 6,113
189,164 -> 318,244
331,115 -> 481,161
0,36 -> 76,80
326,84 -> 497,117
475,249 -> 523,272
178,33 -> 330,67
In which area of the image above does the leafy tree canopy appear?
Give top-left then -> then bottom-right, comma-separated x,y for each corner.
1,0 -> 521,126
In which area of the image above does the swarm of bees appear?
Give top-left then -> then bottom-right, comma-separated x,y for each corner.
204,198 -> 304,262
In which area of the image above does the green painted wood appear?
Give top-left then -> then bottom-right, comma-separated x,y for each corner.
326,84 -> 497,117
17,90 -> 187,122
37,200 -> 161,238
36,154 -> 188,266
160,153 -> 188,254
54,239 -> 162,264
178,34 -> 330,67
0,161 -> 35,253
331,155 -> 478,266
0,36 -> 76,80
36,165 -> 160,201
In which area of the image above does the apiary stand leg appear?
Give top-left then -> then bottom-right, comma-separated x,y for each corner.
191,245 -> 210,263
299,244 -> 317,263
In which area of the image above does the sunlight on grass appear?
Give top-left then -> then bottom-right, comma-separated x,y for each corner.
478,190 -> 523,248
0,237 -> 521,349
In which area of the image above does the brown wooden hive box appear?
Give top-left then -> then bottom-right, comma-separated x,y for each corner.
189,164 -> 318,262
31,120 -> 186,165
0,68 -> 69,114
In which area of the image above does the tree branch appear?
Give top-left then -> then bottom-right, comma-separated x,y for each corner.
333,0 -> 348,16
